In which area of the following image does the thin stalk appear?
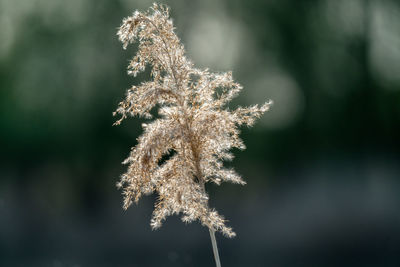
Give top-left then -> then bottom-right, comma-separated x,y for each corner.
209,229 -> 221,267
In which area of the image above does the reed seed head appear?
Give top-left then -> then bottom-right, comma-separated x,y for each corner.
114,3 -> 272,237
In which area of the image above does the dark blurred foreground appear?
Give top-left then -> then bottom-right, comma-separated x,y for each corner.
1,0 -> 400,266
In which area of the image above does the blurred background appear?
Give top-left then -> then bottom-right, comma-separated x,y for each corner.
1,0 -> 400,266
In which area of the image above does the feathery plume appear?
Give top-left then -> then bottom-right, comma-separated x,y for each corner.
114,3 -> 272,238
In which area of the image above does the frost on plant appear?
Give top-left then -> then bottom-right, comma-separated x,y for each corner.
114,3 -> 272,238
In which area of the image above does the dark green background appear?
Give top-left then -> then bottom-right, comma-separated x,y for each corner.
1,0 -> 399,266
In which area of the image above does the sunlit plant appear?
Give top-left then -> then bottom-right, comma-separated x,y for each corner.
114,3 -> 272,266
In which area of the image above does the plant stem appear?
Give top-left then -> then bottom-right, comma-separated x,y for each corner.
209,229 -> 221,267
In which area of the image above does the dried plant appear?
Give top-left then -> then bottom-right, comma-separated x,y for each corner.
114,3 -> 271,266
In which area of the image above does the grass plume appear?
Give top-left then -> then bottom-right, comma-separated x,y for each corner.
114,4 -> 271,263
